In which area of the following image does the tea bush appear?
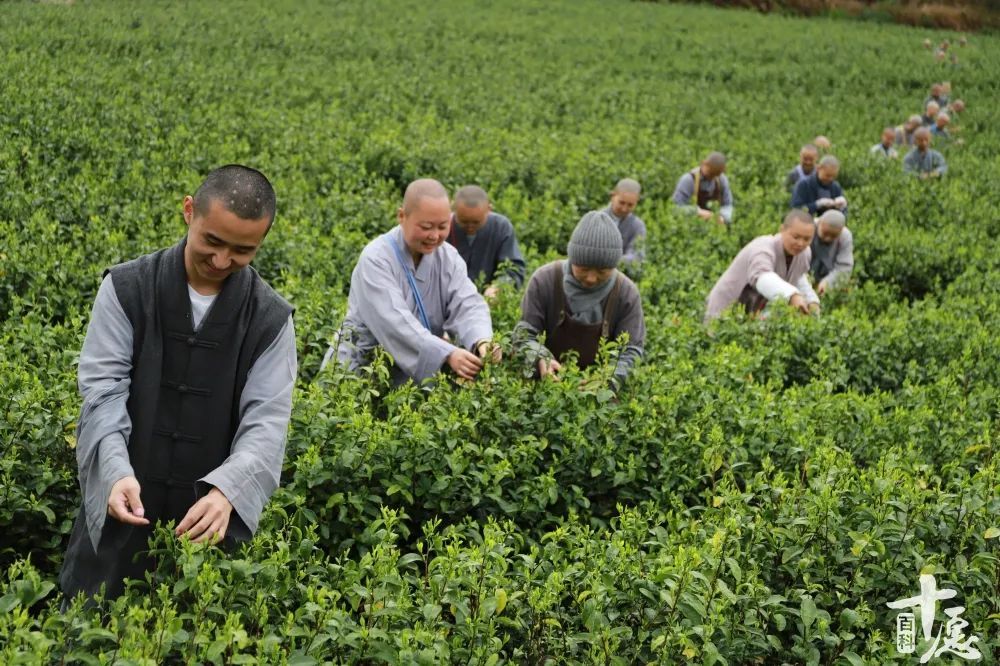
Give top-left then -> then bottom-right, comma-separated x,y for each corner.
1,0 -> 998,663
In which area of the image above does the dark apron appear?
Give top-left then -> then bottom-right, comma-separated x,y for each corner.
693,169 -> 723,209
544,266 -> 621,369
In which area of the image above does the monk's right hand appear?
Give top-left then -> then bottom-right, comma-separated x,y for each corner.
447,349 -> 484,380
789,293 -> 810,315
538,357 -> 561,380
108,476 -> 150,526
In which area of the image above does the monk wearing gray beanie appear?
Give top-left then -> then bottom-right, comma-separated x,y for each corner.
513,211 -> 645,389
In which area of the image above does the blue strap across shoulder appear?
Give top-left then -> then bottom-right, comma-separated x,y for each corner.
388,236 -> 432,331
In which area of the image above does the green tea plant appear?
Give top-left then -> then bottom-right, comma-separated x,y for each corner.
1,0 -> 998,662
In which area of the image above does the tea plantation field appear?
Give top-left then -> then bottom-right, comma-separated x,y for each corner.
2,0 -> 999,663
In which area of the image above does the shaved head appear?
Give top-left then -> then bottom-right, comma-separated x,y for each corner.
403,178 -> 449,214
453,185 -> 489,209
612,178 -> 641,195
801,144 -> 818,156
914,127 -> 931,140
704,152 -> 727,169
818,155 -> 840,170
782,209 -> 814,229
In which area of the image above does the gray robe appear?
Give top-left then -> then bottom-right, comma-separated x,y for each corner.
603,206 -> 647,272
705,234 -> 815,321
336,226 -> 493,383
810,225 -> 854,287
447,212 -> 526,288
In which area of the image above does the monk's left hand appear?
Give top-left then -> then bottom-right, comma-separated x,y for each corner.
484,285 -> 500,300
176,487 -> 233,544
477,340 -> 502,363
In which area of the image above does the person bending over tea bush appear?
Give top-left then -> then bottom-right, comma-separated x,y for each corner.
791,155 -> 848,219
870,127 -> 899,159
61,165 -> 297,603
446,184 -> 526,300
903,128 -> 948,179
513,210 -> 645,390
333,179 -> 500,385
601,178 -> 647,277
895,115 -> 923,148
672,151 -> 733,226
810,210 -> 854,297
705,209 -> 820,321
786,143 -> 819,192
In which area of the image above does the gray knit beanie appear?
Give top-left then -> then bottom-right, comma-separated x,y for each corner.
567,211 -> 623,269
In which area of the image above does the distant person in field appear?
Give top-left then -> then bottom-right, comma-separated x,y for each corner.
870,127 -> 899,159
447,185 -> 525,299
513,210 -> 644,389
931,113 -> 952,142
947,99 -> 965,116
903,128 -> 947,179
924,82 -> 949,110
813,135 -> 832,153
810,210 -> 853,296
672,152 -> 733,226
705,209 -> 820,321
603,178 -> 647,276
332,179 -> 499,385
791,155 -> 848,219
60,165 -> 297,603
895,116 -> 923,148
785,144 -> 819,192
922,101 -> 940,127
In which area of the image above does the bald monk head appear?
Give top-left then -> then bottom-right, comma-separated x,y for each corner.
816,155 -> 840,186
880,127 -> 896,149
813,135 -> 832,151
700,152 -> 727,179
925,100 -> 940,119
780,209 -> 815,257
452,184 -> 492,236
905,115 -> 923,132
913,127 -> 932,152
609,178 -> 641,219
398,179 -> 451,260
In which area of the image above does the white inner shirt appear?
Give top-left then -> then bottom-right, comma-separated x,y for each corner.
187,285 -> 217,331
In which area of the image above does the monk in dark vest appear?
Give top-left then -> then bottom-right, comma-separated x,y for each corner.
60,165 -> 297,604
671,151 -> 734,226
513,211 -> 645,390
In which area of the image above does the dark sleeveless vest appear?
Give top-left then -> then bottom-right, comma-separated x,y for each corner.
60,238 -> 292,601
692,168 -> 723,209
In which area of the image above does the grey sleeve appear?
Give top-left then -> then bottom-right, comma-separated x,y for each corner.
443,253 -> 494,351
824,232 -> 855,287
609,283 -> 645,387
76,274 -> 136,551
513,272 -> 554,366
621,218 -> 647,268
935,153 -> 948,174
672,173 -> 697,212
495,226 -> 527,288
199,315 -> 297,539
